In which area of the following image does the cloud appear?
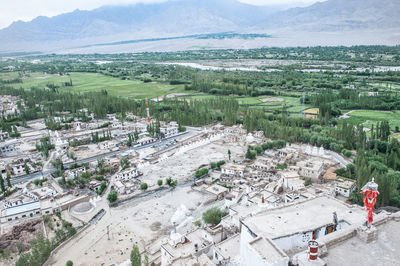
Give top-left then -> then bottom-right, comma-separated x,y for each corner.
0,0 -> 324,29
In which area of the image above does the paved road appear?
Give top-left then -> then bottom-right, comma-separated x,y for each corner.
11,131 -> 190,185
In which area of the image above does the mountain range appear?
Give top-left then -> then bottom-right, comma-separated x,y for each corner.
0,0 -> 399,54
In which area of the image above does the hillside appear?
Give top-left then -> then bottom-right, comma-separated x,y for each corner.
0,0 -> 398,53
261,0 -> 400,31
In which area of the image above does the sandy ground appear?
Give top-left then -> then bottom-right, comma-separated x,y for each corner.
140,140 -> 247,187
47,186 -> 221,266
47,139 -> 241,265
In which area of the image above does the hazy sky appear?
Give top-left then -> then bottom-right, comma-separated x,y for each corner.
0,0 -> 323,29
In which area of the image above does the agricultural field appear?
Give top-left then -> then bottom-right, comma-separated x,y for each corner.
345,110 -> 400,131
183,94 -> 309,115
0,72 -> 186,99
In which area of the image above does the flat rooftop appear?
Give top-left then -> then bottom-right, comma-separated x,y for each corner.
214,234 -> 240,260
324,220 -> 400,266
242,196 -> 366,239
162,229 -> 210,259
249,237 -> 287,264
3,201 -> 40,217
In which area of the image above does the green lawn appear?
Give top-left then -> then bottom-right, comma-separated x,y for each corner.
1,72 -> 185,99
346,110 -> 400,131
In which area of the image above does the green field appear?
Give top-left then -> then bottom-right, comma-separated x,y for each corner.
0,72 -> 185,99
346,110 -> 400,131
1,72 -> 310,114
183,94 -> 308,114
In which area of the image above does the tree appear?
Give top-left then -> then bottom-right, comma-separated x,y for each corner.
195,168 -> 209,178
144,254 -> 149,266
24,162 -> 30,175
52,157 -> 64,171
228,149 -> 231,160
202,207 -> 226,225
107,191 -> 118,203
166,177 -> 178,189
120,156 -> 130,170
0,175 -> 5,193
97,159 -> 105,175
157,179 -> 163,186
66,260 -> 73,266
130,244 -> 141,266
305,178 -> 312,186
15,233 -> 53,266
245,148 -> 256,159
6,172 -> 11,188
140,183 -> 148,191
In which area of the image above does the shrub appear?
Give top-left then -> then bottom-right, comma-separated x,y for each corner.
202,207 -> 227,225
107,191 -> 117,203
140,183 -> 148,191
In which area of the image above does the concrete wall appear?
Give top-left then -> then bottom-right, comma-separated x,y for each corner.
273,220 -> 350,251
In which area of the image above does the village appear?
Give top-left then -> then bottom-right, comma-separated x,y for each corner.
0,94 -> 399,266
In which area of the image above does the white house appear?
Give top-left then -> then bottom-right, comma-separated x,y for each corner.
98,140 -> 119,150
12,164 -> 26,176
296,160 -> 324,180
114,181 -> 126,194
201,224 -> 226,244
221,163 -> 246,178
0,139 -> 16,155
0,201 -> 42,224
138,136 -> 156,146
66,166 -> 86,179
334,177 -> 356,198
116,168 -> 140,181
160,126 -> 179,138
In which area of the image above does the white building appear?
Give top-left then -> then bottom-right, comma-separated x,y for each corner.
114,181 -> 126,194
0,201 -> 41,224
66,166 -> 86,179
12,164 -> 26,176
296,160 -> 324,180
0,139 -> 16,155
138,136 -> 156,146
98,140 -> 119,150
334,177 -> 356,198
160,126 -> 179,138
241,236 -> 289,266
116,168 -> 140,181
221,163 -> 246,178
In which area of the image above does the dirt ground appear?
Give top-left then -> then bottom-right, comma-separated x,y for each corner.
47,186 -> 221,266
140,140 -> 246,187
47,139 -> 241,266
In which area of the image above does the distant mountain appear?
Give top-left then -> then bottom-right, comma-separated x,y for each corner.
261,0 -> 400,31
0,0 -> 398,53
0,0 -> 275,43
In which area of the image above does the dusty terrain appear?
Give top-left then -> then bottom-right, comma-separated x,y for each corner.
47,139 -> 243,266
